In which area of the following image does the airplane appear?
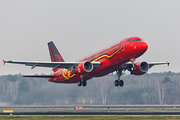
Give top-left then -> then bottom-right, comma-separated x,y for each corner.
3,37 -> 170,87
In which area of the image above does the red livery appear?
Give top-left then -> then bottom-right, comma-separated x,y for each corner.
3,37 -> 170,87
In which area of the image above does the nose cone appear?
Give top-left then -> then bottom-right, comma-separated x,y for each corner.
133,41 -> 148,58
141,41 -> 148,52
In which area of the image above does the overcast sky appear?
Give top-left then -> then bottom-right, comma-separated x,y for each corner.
0,0 -> 179,75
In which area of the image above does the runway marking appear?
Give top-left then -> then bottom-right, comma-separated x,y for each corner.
3,110 -> 13,113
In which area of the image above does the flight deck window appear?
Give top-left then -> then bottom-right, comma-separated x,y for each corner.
129,40 -> 135,43
129,39 -> 142,43
136,39 -> 141,41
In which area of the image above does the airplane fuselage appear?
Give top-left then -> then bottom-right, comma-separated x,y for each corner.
49,37 -> 148,83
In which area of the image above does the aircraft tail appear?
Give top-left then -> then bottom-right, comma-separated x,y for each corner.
48,41 -> 65,72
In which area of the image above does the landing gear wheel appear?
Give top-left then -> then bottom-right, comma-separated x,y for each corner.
115,70 -> 124,87
77,80 -> 82,86
119,80 -> 124,87
82,80 -> 87,87
114,80 -> 119,87
132,67 -> 137,71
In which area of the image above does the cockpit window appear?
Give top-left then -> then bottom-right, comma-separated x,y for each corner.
136,39 -> 141,41
129,39 -> 142,43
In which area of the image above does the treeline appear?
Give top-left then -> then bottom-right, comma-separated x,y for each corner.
0,71 -> 180,105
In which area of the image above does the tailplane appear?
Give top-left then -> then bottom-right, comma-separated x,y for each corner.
23,75 -> 56,78
48,41 -> 65,72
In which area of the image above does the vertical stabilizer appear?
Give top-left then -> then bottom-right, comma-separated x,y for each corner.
48,41 -> 65,62
48,41 -> 65,72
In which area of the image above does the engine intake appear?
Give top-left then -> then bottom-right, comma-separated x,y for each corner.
75,61 -> 93,75
131,61 -> 149,75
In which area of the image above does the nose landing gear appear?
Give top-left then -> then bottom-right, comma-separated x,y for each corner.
130,58 -> 137,72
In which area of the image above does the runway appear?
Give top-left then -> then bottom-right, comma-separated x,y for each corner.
1,111 -> 180,116
0,105 -> 180,116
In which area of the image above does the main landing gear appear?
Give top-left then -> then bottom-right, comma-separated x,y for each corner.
77,75 -> 87,87
114,70 -> 124,87
77,80 -> 87,87
114,58 -> 137,87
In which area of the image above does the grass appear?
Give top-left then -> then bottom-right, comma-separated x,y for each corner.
0,116 -> 180,120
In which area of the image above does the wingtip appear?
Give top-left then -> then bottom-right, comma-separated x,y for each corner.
167,61 -> 170,66
3,60 -> 6,65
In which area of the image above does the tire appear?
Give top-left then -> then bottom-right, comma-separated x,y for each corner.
82,80 -> 87,87
77,80 -> 81,86
132,67 -> 137,71
114,80 -> 119,87
119,80 -> 124,87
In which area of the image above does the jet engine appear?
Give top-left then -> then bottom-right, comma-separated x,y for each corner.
131,61 -> 149,75
75,61 -> 93,75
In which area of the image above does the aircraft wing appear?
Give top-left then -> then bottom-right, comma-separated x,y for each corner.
147,61 -> 170,68
121,61 -> 170,71
3,60 -> 101,70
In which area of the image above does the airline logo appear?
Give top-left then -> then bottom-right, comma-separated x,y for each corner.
62,69 -> 75,80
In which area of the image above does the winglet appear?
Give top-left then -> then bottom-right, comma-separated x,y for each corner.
167,61 -> 170,66
3,60 -> 6,65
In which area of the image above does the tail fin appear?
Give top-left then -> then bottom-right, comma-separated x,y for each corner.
48,41 -> 65,72
48,41 -> 65,62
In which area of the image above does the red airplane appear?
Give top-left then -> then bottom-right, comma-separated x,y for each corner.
3,37 -> 170,87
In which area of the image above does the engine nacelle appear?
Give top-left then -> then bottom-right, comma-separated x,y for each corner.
75,61 -> 93,75
131,61 -> 149,75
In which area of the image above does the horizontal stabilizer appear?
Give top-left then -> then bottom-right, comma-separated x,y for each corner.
23,75 -> 56,78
